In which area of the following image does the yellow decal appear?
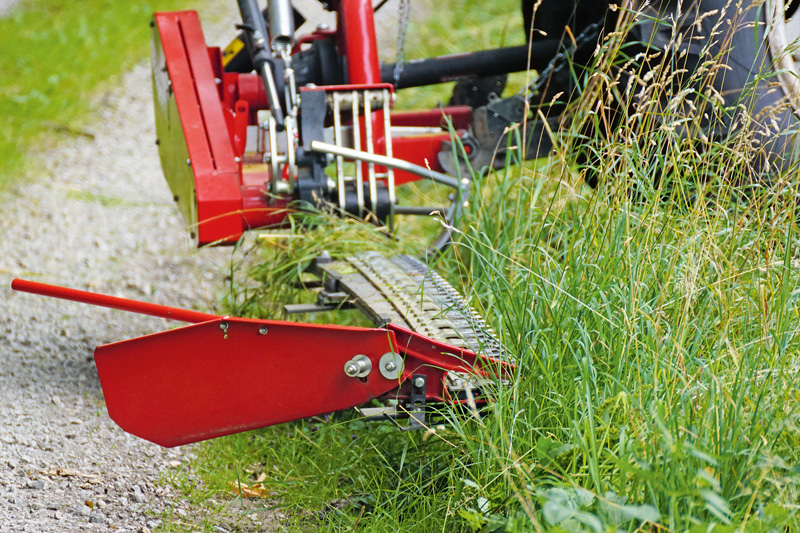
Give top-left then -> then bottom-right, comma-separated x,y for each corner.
222,37 -> 245,67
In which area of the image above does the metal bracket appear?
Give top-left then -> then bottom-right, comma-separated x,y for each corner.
406,374 -> 427,430
283,289 -> 354,315
358,373 -> 427,431
486,94 -> 527,123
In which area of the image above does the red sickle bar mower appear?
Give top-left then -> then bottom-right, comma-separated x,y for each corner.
11,277 -> 510,447
13,0 -> 551,447
147,0 -> 571,246
13,0 -> 800,447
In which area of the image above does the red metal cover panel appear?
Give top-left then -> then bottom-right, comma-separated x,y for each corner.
177,13 -> 238,174
153,12 -> 244,244
94,318 -> 399,447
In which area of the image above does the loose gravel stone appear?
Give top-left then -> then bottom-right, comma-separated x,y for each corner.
25,479 -> 45,490
131,486 -> 146,505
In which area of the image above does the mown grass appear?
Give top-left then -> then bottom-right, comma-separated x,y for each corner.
174,1 -> 800,532
0,0 -> 204,192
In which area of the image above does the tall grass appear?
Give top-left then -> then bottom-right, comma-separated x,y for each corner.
179,1 -> 800,531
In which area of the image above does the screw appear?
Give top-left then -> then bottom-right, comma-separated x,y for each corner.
413,377 -> 425,389
384,361 -> 396,372
258,326 -> 268,335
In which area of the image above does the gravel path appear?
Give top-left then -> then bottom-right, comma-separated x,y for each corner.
0,6 -> 255,532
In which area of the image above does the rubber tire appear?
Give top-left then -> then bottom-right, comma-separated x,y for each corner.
522,0 -> 800,181
630,0 -> 800,178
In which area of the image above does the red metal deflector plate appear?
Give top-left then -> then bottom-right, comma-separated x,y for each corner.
95,318 -> 399,447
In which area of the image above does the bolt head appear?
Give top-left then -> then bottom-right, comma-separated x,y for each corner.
219,321 -> 229,331
384,361 -> 396,371
344,363 -> 359,377
413,377 -> 425,389
258,326 -> 268,335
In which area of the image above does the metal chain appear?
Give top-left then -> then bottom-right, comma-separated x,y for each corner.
393,0 -> 411,86
522,20 -> 604,98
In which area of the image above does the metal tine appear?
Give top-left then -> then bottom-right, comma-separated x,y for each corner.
364,91 -> 377,214
351,91 -> 364,216
267,113 -> 279,189
382,88 -> 396,231
332,93 -> 346,210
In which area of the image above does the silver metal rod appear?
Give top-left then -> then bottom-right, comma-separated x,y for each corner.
268,113 -> 280,191
394,205 -> 448,216
364,91 -> 377,213
285,115 -> 297,184
309,141 -> 461,189
351,91 -> 364,215
260,62 -> 284,130
382,89 -> 396,228
332,94 -> 346,210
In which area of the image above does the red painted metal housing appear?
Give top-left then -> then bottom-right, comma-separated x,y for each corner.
96,317 -> 400,447
152,11 -> 289,245
151,8 -> 472,246
12,279 -> 509,448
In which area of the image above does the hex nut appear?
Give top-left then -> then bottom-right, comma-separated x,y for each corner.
378,352 -> 403,380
